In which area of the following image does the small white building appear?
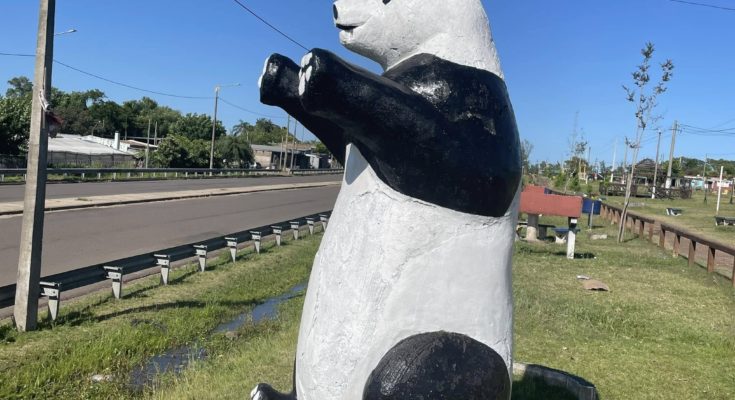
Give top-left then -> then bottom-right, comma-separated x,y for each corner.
47,133 -> 138,167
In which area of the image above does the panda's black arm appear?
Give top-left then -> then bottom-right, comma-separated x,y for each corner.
259,53 -> 347,165
299,49 -> 450,154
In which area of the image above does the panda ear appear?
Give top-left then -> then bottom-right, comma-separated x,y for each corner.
382,0 -> 391,4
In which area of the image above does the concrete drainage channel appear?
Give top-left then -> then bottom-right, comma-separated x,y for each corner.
128,282 -> 307,391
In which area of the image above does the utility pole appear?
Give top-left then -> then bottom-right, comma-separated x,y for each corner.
290,121 -> 298,170
703,154 -> 708,204
665,120 -> 678,189
154,121 -> 158,146
716,166 -> 724,215
652,130 -> 662,199
585,146 -> 591,184
14,0 -> 55,332
209,86 -> 220,170
610,138 -> 617,183
145,118 -> 151,169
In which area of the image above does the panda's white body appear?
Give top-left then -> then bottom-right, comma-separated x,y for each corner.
295,145 -> 519,399
253,1 -> 519,399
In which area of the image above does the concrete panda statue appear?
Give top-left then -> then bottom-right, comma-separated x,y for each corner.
253,1 -> 521,399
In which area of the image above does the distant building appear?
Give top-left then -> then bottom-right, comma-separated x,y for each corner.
251,144 -> 330,169
47,133 -> 137,167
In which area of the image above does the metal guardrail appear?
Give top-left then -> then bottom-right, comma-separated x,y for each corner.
0,210 -> 332,311
0,168 -> 344,182
600,203 -> 735,287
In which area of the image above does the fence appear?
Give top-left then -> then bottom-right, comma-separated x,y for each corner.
0,167 -> 344,183
0,211 -> 332,318
600,203 -> 735,287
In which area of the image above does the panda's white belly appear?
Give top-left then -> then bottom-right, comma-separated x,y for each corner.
295,144 -> 518,400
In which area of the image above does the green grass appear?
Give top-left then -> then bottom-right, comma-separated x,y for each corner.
0,235 -> 320,399
515,219 -> 735,399
605,190 -> 735,245
1,222 -> 733,399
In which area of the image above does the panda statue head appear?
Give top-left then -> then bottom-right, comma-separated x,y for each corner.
333,0 -> 503,77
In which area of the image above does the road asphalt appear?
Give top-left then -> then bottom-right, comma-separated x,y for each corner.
0,185 -> 340,287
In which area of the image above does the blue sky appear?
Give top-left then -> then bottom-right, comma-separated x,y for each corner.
1,0 -> 734,166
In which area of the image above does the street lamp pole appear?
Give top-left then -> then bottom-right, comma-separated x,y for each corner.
209,83 -> 239,169
14,0 -> 55,332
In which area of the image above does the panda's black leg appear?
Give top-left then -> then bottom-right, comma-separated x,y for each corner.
363,332 -> 511,400
258,53 -> 347,164
250,383 -> 296,400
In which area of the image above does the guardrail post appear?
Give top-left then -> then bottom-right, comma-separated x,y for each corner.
194,245 -> 208,272
673,234 -> 681,258
154,254 -> 171,285
164,172 -> 168,178
185,171 -> 189,178
104,266 -> 124,299
271,225 -> 283,246
97,172 -> 101,180
112,172 -> 117,180
707,246 -> 716,273
175,172 -> 178,178
127,172 -> 131,179
648,223 -> 654,242
23,173 -> 26,182
659,226 -> 666,248
1,174 -> 5,182
81,172 -> 85,180
225,237 -> 238,262
320,214 -> 329,230
306,218 -> 315,235
290,221 -> 300,240
688,241 -> 697,268
40,281 -> 61,321
250,231 -> 262,254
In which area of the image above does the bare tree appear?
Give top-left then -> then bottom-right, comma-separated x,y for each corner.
521,139 -> 534,173
617,42 -> 674,242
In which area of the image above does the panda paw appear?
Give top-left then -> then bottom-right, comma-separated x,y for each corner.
250,383 -> 294,400
258,53 -> 300,107
298,49 -> 339,112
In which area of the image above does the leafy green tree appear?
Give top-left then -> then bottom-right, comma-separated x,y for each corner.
171,113 -> 226,141
5,76 -> 33,99
217,134 -> 254,167
152,134 -> 216,168
0,95 -> 32,155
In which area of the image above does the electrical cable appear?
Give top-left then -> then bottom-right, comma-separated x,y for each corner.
230,0 -> 310,51
668,0 -> 735,12
219,96 -> 286,119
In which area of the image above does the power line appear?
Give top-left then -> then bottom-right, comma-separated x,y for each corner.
53,60 -> 214,100
0,52 -> 34,57
230,0 -> 309,51
1,52 -> 214,100
668,0 -> 735,12
219,96 -> 286,119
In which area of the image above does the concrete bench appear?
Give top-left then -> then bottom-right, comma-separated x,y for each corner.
520,186 -> 583,260
715,216 -> 735,226
553,228 -> 581,244
666,208 -> 683,216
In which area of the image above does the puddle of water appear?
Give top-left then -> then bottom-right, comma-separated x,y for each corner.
128,283 -> 306,391
213,283 -> 306,334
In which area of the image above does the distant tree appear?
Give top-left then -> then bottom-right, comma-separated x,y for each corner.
152,135 -> 215,168
0,95 -> 32,155
5,76 -> 33,98
217,134 -> 254,167
520,139 -> 534,172
617,42 -> 674,242
171,113 -> 226,141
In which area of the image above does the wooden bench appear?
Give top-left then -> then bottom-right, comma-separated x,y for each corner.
714,216 -> 735,226
666,208 -> 683,216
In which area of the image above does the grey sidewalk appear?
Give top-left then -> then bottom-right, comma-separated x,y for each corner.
0,180 -> 341,216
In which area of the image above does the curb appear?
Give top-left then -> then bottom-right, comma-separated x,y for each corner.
0,181 -> 341,216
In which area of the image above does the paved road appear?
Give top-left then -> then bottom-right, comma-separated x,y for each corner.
0,175 -> 341,203
0,186 -> 340,287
